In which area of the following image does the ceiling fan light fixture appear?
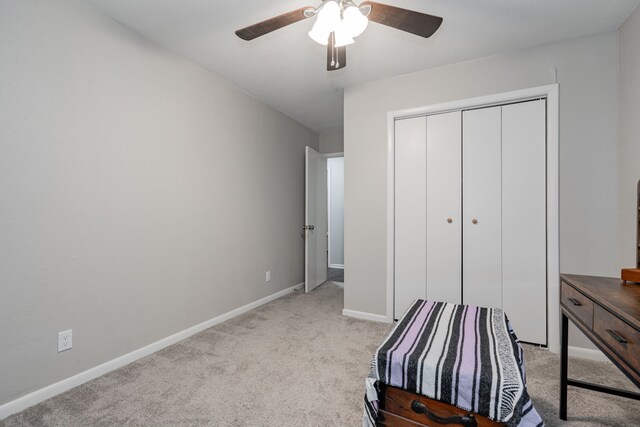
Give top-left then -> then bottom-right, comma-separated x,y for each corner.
235,0 -> 443,71
342,5 -> 368,38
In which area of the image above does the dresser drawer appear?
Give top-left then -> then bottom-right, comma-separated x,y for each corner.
593,304 -> 640,375
561,282 -> 594,329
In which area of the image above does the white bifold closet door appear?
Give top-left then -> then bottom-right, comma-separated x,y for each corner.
502,100 -> 546,344
426,112 -> 462,304
394,100 -> 546,343
394,116 -> 427,318
462,106 -> 503,308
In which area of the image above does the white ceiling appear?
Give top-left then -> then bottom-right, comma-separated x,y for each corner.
87,0 -> 639,133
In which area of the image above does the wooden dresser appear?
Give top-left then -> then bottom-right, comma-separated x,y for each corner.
559,274 -> 640,420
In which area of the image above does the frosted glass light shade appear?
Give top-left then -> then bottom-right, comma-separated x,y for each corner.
308,0 -> 342,45
343,6 -> 368,38
316,1 -> 341,33
334,21 -> 354,47
308,19 -> 330,45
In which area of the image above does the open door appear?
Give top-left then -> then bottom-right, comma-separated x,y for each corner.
305,147 -> 328,292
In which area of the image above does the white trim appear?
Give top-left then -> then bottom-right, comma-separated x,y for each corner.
342,309 -> 391,323
386,84 -> 561,351
326,155 -> 345,269
324,151 -> 344,158
0,282 -> 304,420
546,85 -> 560,354
386,112 -> 396,323
327,164 -> 332,269
387,85 -> 557,120
568,346 -> 611,363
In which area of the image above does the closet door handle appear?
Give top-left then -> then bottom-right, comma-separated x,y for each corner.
447,218 -> 453,223
472,218 -> 478,224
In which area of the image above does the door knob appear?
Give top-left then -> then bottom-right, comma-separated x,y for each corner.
309,225 -> 315,230
472,219 -> 478,224
447,218 -> 453,223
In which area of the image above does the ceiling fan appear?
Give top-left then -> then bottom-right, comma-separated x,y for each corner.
235,1 -> 443,71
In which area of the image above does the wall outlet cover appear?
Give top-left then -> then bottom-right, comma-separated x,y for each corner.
266,271 -> 271,282
58,329 -> 72,352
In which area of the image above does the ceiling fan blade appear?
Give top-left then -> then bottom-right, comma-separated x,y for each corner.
361,1 -> 443,39
326,32 -> 347,71
235,7 -> 314,41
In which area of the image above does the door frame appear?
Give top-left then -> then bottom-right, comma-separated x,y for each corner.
325,152 -> 344,271
385,84 -> 560,353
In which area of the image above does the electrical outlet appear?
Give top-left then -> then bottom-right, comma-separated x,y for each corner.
266,271 -> 271,282
58,330 -> 72,352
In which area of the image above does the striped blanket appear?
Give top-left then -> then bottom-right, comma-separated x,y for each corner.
364,300 -> 544,427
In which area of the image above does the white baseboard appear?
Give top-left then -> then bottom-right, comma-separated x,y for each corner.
0,282 -> 304,421
342,309 -> 390,323
329,264 -> 344,269
568,346 -> 611,363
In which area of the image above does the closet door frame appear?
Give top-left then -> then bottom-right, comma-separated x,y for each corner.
386,84 -> 560,353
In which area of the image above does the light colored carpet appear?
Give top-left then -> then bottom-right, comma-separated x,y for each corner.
1,282 -> 638,426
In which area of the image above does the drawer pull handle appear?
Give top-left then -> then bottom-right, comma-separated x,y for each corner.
606,329 -> 628,344
567,297 -> 582,306
410,400 -> 477,427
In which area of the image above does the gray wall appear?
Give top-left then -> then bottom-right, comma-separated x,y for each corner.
319,130 -> 344,154
328,157 -> 344,268
619,6 -> 640,267
0,0 -> 318,406
343,31 -> 620,349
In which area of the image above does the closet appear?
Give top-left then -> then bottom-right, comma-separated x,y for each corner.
394,99 -> 547,345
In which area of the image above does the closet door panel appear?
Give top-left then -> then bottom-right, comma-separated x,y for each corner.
426,111 -> 462,304
462,107 -> 502,308
394,116 -> 427,318
502,100 -> 547,344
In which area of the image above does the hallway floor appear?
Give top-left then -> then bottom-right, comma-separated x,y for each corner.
327,267 -> 344,282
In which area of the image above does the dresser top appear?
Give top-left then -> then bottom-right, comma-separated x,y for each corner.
561,274 -> 640,331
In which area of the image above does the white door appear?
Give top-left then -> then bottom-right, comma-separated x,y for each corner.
462,107 -> 502,308
305,146 -> 328,293
426,111 -> 462,304
394,116 -> 427,318
502,100 -> 547,344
